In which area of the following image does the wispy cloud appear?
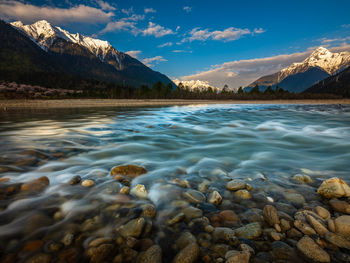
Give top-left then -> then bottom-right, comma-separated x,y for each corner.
182,26 -> 264,42
96,1 -> 116,11
158,42 -> 173,48
173,50 -> 192,53
142,56 -> 167,67
144,8 -> 156,14
125,50 -> 141,59
99,13 -> 144,35
0,1 -> 113,24
121,7 -> 133,15
142,22 -> 175,37
319,36 -> 350,44
341,24 -> 350,28
183,6 -> 192,13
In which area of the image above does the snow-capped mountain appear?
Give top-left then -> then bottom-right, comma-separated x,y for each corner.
247,47 -> 350,92
5,20 -> 173,87
173,79 -> 217,90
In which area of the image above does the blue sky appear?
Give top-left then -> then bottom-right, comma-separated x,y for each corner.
1,0 -> 350,88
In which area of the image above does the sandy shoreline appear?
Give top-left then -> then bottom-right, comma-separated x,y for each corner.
1,99 -> 350,109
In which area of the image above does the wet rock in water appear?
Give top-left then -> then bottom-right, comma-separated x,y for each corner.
20,176 -> 49,192
297,236 -> 330,263
235,222 -> 262,240
324,232 -> 350,249
118,217 -> 145,238
139,245 -> 162,263
239,208 -> 263,224
306,215 -> 328,237
286,228 -> 303,239
172,242 -> 199,263
141,204 -> 156,218
225,250 -> 251,263
328,219 -> 335,232
234,190 -> 251,199
219,210 -> 239,224
212,227 -> 235,242
23,240 -> 44,252
0,177 -> 10,183
25,253 -> 51,263
111,165 -> 147,178
329,199 -> 350,214
271,241 -> 297,261
88,237 -> 113,247
62,232 -> 74,246
25,213 -> 53,234
175,232 -> 197,250
239,243 -> 255,254
86,243 -> 114,263
81,179 -> 95,187
283,192 -> 305,207
315,206 -> 331,220
171,178 -> 191,188
69,175 -> 81,185
167,212 -> 185,225
334,215 -> 350,238
120,186 -> 130,194
280,219 -> 291,232
183,206 -> 203,221
317,177 -> 350,199
275,202 -> 297,216
294,220 -> 316,235
131,184 -> 148,199
263,205 -> 280,227
208,190 -> 222,206
183,189 -> 206,203
292,174 -> 314,184
226,179 -> 247,191
198,179 -> 210,193
205,225 -> 214,233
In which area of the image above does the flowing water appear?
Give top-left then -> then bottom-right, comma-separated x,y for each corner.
0,104 -> 350,261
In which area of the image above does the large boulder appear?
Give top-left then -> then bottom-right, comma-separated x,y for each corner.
317,177 -> 350,199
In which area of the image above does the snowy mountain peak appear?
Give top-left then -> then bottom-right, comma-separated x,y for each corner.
278,47 -> 350,81
10,20 -> 114,59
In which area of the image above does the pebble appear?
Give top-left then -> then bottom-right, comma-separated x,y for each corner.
297,236 -> 330,262
183,206 -> 203,221
62,232 -> 74,246
118,217 -> 145,238
120,186 -> 130,194
141,204 -> 157,218
225,250 -> 251,263
334,215 -> 350,237
329,199 -> 350,214
212,227 -> 235,241
167,212 -> 185,225
86,243 -> 114,263
283,192 -> 305,207
226,179 -> 247,191
20,176 -> 50,192
219,210 -> 239,224
131,184 -> 148,198
81,179 -> 95,187
110,164 -> 147,178
139,245 -> 162,263
172,242 -> 199,263
88,237 -> 113,247
306,215 -> 328,237
69,176 -> 81,185
280,219 -> 291,232
175,232 -> 197,250
324,231 -> 350,249
263,205 -> 280,227
183,189 -> 206,203
294,220 -> 316,235
234,190 -> 251,199
315,206 -> 331,220
235,222 -> 262,240
271,241 -> 296,261
327,219 -> 335,232
292,174 -> 314,184
208,190 -> 222,206
317,177 -> 350,199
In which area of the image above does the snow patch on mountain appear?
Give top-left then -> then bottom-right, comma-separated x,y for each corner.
173,79 -> 218,90
11,20 -> 115,60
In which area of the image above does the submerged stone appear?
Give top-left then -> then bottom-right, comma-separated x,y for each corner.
111,165 -> 147,178
235,222 -> 262,240
317,177 -> 350,199
297,236 -> 330,263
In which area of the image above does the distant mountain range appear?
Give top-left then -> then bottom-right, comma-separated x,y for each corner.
0,20 -> 174,89
246,47 -> 350,93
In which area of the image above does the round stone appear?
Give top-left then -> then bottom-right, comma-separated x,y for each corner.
183,189 -> 206,203
334,215 -> 350,238
208,190 -> 222,206
317,177 -> 350,199
81,179 -> 95,187
226,179 -> 246,191
234,190 -> 251,199
297,236 -> 330,262
131,184 -> 147,198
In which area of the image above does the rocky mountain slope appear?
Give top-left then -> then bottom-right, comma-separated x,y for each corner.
246,47 -> 350,92
0,20 -> 173,88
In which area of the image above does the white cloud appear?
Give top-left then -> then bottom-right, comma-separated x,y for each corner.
176,26 -> 180,31
172,50 -> 192,53
0,1 -> 114,24
99,20 -> 137,34
182,26 -> 264,42
158,42 -> 173,48
254,28 -> 266,34
180,45 -> 350,90
341,24 -> 350,28
142,22 -> 175,37
125,50 -> 141,59
183,6 -> 192,13
96,1 -> 116,11
144,8 -> 156,14
121,7 -> 134,15
142,56 -> 167,67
